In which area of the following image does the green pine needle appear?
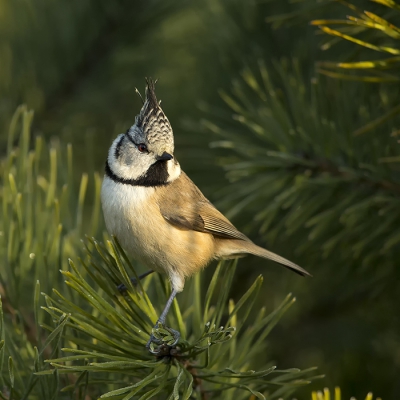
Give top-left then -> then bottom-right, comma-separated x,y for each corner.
0,107 -> 315,398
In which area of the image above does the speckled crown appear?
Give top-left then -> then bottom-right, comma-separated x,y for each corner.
135,78 -> 174,148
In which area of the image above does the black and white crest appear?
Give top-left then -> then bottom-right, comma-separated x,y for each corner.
104,78 -> 181,187
132,78 -> 174,150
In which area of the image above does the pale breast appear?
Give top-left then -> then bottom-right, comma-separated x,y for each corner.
101,177 -> 158,265
100,177 -> 216,282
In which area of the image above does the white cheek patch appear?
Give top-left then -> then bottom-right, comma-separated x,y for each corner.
108,135 -> 150,181
107,134 -> 181,185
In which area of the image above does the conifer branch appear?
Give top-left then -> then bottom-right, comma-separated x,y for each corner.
0,107 -> 315,398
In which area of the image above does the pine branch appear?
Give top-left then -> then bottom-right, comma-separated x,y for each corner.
310,0 -> 400,82
0,107 -> 316,398
203,62 -> 400,278
311,386 -> 382,400
283,154 -> 400,196
35,238 -> 316,399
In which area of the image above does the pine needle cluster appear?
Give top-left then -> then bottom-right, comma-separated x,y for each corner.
0,108 -> 316,399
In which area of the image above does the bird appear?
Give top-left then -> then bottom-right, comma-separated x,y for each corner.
101,78 -> 311,351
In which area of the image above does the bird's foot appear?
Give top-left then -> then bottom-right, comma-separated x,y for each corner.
146,322 -> 181,355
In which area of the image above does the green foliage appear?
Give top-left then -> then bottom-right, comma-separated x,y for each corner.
0,108 -> 315,398
38,238 -> 316,399
311,387 -> 382,400
310,0 -> 400,82
0,0 -> 184,130
204,61 -> 400,280
0,106 -> 102,306
199,16 -> 399,394
1,0 -> 398,398
306,0 -> 400,139
0,106 -> 101,399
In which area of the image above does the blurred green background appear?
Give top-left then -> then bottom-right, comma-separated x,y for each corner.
1,0 -> 400,398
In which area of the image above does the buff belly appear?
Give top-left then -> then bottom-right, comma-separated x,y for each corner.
101,176 -> 215,291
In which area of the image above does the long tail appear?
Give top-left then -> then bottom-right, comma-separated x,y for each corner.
219,240 -> 312,277
246,242 -> 311,276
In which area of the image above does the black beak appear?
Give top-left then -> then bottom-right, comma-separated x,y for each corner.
156,152 -> 173,161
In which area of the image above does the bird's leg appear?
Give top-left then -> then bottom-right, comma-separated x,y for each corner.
146,288 -> 180,351
118,270 -> 154,292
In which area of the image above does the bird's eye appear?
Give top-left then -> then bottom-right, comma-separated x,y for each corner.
137,143 -> 148,153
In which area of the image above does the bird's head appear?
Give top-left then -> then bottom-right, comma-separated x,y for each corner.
106,78 -> 180,187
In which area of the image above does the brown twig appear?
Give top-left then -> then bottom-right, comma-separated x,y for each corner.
182,360 -> 209,400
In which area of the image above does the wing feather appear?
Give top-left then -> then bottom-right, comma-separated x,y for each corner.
158,172 -> 250,241
200,206 -> 249,241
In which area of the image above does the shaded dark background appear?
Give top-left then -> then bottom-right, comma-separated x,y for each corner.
1,0 -> 399,398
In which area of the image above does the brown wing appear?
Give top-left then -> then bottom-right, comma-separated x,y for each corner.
157,172 -> 250,242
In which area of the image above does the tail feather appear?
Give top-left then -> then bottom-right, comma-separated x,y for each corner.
217,239 -> 312,277
246,243 -> 311,277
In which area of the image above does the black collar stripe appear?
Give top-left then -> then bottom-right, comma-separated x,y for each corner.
105,160 -> 169,187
